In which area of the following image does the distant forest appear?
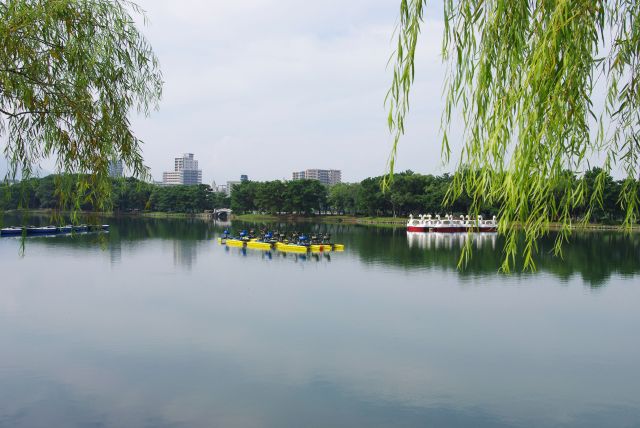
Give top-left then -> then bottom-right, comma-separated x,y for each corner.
0,176 -> 229,214
0,169 -> 636,222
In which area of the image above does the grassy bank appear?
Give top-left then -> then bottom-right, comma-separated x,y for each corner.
135,211 -> 207,219
545,221 -> 639,232
233,214 -> 412,226
5,209 -> 637,231
232,213 -> 640,231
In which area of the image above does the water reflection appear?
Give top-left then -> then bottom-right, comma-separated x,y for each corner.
220,222 -> 640,286
213,219 -> 232,228
341,225 -> 640,287
2,214 -> 639,286
173,240 -> 198,269
109,240 -> 122,265
407,231 -> 498,250
224,247 -> 333,265
1,215 -> 639,427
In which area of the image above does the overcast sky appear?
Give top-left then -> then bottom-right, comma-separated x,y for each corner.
129,0 -> 452,184
1,1 -> 456,184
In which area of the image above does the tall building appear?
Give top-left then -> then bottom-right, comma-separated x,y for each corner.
292,169 -> 341,186
240,174 -> 249,182
226,180 -> 241,196
163,153 -> 202,186
108,159 -> 124,178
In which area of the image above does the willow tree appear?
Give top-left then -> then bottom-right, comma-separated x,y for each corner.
0,0 -> 162,214
387,0 -> 640,271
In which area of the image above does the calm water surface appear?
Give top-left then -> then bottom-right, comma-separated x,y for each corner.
1,216 -> 639,428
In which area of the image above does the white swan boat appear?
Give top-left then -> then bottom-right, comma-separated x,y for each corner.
406,214 -> 497,233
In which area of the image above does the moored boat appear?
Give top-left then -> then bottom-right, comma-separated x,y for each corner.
26,226 -> 59,235
0,227 -> 24,237
275,242 -> 309,253
218,231 -> 345,253
407,214 -> 432,232
218,237 -> 245,248
466,215 -> 498,233
246,241 -> 273,250
406,214 -> 497,233
1,224 -> 111,237
309,244 -> 332,252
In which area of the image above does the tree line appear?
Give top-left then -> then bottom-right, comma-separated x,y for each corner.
1,169 -> 637,223
231,169 -> 636,223
0,176 -> 229,214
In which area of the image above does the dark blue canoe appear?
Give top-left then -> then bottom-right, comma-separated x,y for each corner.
0,227 -> 24,237
1,225 -> 110,237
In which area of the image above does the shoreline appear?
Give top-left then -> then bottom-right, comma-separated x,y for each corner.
231,214 -> 407,225
1,209 -> 211,220
3,209 -> 638,231
231,214 -> 639,231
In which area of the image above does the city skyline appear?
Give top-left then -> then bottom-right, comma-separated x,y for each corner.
123,0 -> 454,185
0,0 -> 623,183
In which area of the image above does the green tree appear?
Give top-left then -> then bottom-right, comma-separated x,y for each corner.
388,0 -> 640,270
328,182 -> 360,214
421,174 -> 450,214
147,184 -> 213,213
35,175 -> 57,208
255,180 -> 286,214
283,179 -> 327,215
111,177 -> 152,211
357,177 -> 390,216
210,191 -> 230,210
0,0 -> 162,215
583,167 -> 623,222
230,181 -> 257,214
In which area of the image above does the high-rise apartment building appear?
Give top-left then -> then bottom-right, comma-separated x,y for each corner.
226,180 -> 241,196
163,153 -> 202,186
292,169 -> 341,185
108,159 -> 124,178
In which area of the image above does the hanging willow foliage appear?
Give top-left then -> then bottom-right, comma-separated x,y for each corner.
0,0 -> 162,218
387,0 -> 640,271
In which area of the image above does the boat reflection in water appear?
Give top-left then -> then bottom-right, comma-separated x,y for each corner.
407,231 -> 497,250
226,247 -> 332,264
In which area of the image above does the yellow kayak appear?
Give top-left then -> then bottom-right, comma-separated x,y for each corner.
218,237 -> 245,248
275,242 -> 309,253
310,244 -> 332,252
219,237 -> 344,253
246,241 -> 273,250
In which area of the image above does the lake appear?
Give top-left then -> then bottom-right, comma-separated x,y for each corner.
1,215 -> 639,428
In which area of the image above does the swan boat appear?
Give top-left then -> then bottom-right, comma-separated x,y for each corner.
406,214 -> 497,233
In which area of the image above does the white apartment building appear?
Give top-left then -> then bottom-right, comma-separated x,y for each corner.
226,180 -> 241,196
292,169 -> 341,185
162,153 -> 202,186
108,159 -> 124,178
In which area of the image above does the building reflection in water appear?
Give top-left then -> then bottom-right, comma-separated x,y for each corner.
173,240 -> 198,269
109,241 -> 122,265
407,232 -> 497,250
214,219 -> 232,229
